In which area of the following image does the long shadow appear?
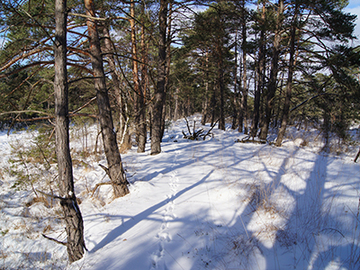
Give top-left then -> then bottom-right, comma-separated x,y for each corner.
90,169 -> 215,253
224,147 -> 328,269
269,152 -> 328,269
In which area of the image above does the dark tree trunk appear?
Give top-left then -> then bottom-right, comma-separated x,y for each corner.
217,43 -> 225,131
138,1 -> 148,153
274,71 -> 284,127
160,1 -> 173,141
218,58 -> 225,131
84,0 -> 129,196
231,30 -> 238,130
259,0 -> 284,140
239,2 -> 248,134
54,0 -> 85,262
201,52 -> 209,126
102,25 -> 129,149
130,0 -> 146,153
174,87 -> 181,120
210,86 -> 216,126
275,1 -> 298,146
251,1 -> 266,138
151,0 -> 168,155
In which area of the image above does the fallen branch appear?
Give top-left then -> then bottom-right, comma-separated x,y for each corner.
236,135 -> 267,144
184,117 -> 192,135
182,118 -> 218,140
202,120 -> 219,140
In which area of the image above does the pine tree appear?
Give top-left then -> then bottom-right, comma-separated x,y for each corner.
84,0 -> 129,197
54,0 -> 85,262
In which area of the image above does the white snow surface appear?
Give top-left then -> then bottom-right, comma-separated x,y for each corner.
0,115 -> 360,270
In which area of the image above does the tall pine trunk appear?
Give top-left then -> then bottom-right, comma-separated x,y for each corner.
84,0 -> 129,196
259,0 -> 284,140
239,1 -> 248,134
102,25 -> 128,149
151,0 -> 168,155
251,1 -> 266,137
130,0 -> 146,153
160,1 -> 173,140
275,1 -> 298,146
137,1 -> 148,153
231,29 -> 238,130
201,52 -> 209,125
54,0 -> 85,262
218,45 -> 225,131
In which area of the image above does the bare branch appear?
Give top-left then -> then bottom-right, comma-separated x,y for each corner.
0,110 -> 52,117
0,46 -> 52,73
42,234 -> 67,246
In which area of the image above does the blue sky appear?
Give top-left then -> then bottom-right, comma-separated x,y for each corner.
347,0 -> 360,9
346,1 -> 360,42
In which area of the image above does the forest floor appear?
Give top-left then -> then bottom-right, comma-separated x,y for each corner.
0,115 -> 360,270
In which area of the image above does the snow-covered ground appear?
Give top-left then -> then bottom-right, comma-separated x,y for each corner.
0,116 -> 360,270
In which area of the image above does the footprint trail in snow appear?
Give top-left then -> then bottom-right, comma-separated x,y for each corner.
150,146 -> 180,269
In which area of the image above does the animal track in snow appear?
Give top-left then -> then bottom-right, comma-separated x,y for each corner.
150,146 -> 180,269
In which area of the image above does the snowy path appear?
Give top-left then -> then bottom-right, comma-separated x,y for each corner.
1,119 -> 360,270
150,144 -> 180,269
71,123 -> 360,270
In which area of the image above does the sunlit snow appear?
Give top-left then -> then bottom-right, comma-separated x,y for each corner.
0,115 -> 359,270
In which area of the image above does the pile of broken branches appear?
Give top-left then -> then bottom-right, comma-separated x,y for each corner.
182,118 -> 218,141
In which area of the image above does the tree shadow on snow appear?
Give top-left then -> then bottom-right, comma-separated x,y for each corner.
90,170 -> 215,253
226,148 -> 360,270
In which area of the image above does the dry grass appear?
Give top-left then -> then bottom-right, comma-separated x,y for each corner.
25,196 -> 51,208
119,140 -> 132,154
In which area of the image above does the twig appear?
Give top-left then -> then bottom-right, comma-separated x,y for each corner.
354,147 -> 360,163
202,119 -> 219,140
68,12 -> 127,22
71,96 -> 97,115
91,182 -> 112,196
99,164 -> 110,178
36,189 -> 65,201
184,117 -> 191,135
318,228 -> 345,238
42,234 -> 67,246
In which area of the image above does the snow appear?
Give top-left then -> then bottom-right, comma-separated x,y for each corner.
0,116 -> 360,270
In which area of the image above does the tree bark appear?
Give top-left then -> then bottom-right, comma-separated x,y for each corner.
151,0 -> 168,155
102,25 -> 129,150
84,0 -> 129,196
275,1 -> 298,146
160,1 -> 173,140
251,1 -> 266,137
239,1 -> 248,134
259,0 -> 284,140
231,29 -> 238,130
217,18 -> 225,131
54,0 -> 85,262
201,51 -> 209,126
130,0 -> 146,153
174,86 -> 181,120
217,46 -> 225,131
137,1 -> 148,153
